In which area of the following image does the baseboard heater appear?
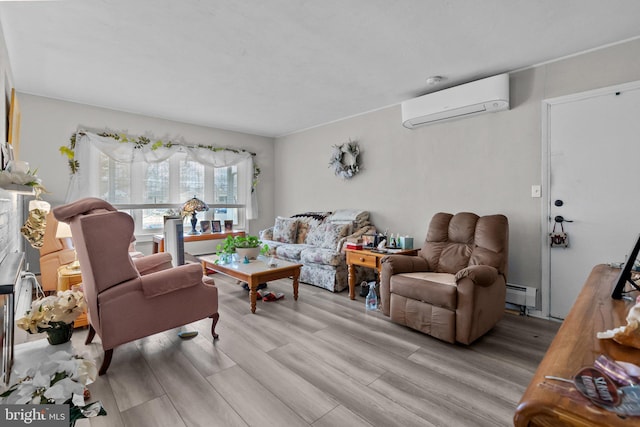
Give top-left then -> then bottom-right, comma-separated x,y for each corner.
506,283 -> 537,308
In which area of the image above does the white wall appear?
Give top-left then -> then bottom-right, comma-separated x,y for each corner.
0,17 -> 20,261
17,95 -> 276,251
274,38 -> 640,295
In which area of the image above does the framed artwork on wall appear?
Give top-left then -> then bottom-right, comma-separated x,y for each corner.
8,88 -> 20,160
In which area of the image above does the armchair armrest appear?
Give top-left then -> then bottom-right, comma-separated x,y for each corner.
380,254 -> 430,316
55,249 -> 77,266
140,263 -> 204,298
381,254 -> 430,274
455,265 -> 499,287
133,252 -> 173,275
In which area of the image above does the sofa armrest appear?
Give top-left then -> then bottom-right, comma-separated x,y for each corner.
455,265 -> 498,287
133,252 -> 174,275
140,263 -> 204,298
379,254 -> 430,316
259,227 -> 274,241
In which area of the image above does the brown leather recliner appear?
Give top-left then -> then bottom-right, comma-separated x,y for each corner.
380,212 -> 508,344
39,211 -> 76,292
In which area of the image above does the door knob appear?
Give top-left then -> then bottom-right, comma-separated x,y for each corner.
554,215 -> 574,223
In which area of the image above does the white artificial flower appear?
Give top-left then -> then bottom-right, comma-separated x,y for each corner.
74,358 -> 98,386
72,393 -> 85,407
44,377 -> 84,404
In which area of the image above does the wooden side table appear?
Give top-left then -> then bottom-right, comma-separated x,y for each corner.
56,265 -> 89,328
346,248 -> 418,300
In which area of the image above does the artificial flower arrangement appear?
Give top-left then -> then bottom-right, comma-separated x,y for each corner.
0,350 -> 106,425
0,163 -> 47,197
16,290 -> 87,334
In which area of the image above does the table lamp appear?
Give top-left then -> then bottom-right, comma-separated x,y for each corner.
182,196 -> 209,235
55,221 -> 80,269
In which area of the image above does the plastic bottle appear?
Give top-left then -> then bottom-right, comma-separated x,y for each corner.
366,282 -> 378,311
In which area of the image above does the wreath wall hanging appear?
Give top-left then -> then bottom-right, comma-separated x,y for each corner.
329,140 -> 360,180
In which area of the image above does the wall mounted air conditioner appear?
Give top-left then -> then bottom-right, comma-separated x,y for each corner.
401,73 -> 509,128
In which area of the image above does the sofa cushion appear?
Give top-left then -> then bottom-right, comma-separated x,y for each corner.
324,220 -> 353,236
275,243 -> 311,261
300,247 -> 344,267
273,216 -> 298,243
291,212 -> 331,244
307,222 -> 351,251
390,272 -> 457,310
306,223 -> 327,247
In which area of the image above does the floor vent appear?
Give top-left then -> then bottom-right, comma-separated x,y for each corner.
506,283 -> 537,308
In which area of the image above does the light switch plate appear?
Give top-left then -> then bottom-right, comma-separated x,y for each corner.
531,185 -> 541,198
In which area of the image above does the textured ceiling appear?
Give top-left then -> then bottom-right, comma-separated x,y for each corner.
1,0 -> 640,137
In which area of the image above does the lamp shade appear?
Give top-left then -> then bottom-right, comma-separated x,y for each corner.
55,220 -> 80,269
182,196 -> 209,235
182,196 -> 209,214
55,221 -> 73,239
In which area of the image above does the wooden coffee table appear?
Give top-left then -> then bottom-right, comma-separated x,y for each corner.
199,255 -> 302,313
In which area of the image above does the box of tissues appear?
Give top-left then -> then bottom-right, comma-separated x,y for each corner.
399,236 -> 413,250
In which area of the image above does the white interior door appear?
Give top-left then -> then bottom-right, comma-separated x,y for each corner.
547,84 -> 640,319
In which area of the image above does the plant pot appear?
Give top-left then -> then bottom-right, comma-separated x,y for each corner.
235,247 -> 261,260
46,322 -> 74,345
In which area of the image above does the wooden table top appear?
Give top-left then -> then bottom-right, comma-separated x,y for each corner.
514,264 -> 640,426
199,254 -> 301,276
345,247 -> 418,258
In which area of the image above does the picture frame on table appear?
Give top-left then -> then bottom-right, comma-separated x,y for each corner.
200,220 -> 211,233
212,220 -> 222,232
224,220 -> 233,232
362,234 -> 374,248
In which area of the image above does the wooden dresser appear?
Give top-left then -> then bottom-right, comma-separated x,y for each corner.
514,264 -> 640,426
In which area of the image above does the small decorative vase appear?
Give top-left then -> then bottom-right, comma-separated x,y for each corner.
46,322 -> 74,345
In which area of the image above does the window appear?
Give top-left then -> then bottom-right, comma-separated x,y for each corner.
98,151 -> 243,234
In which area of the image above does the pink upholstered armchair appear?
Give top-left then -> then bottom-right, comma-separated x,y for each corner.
53,197 -> 219,375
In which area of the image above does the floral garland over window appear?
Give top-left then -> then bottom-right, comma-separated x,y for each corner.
329,140 -> 360,179
60,131 -> 261,191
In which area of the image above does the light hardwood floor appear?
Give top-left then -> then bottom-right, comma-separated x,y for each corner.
30,275 -> 559,427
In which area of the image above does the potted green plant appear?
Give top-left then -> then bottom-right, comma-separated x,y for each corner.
216,235 -> 269,263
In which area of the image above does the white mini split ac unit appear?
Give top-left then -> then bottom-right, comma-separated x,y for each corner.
401,73 -> 510,128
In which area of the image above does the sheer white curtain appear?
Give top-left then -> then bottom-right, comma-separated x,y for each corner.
66,131 -> 258,219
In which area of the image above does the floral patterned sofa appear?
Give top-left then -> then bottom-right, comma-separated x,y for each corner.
259,210 -> 376,292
